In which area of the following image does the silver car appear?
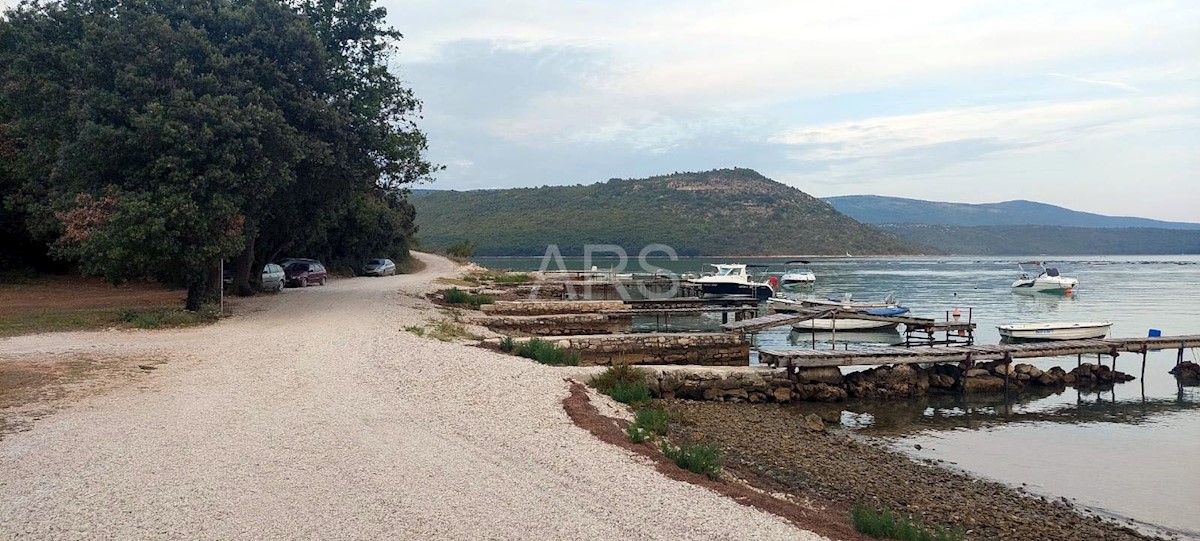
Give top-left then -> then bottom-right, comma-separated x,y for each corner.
261,263 -> 286,291
362,258 -> 396,276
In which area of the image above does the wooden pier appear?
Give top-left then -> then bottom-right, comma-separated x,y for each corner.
759,334 -> 1200,368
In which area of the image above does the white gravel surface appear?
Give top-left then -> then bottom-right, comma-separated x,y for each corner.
0,252 -> 826,540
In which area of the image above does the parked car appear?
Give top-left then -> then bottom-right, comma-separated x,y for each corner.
284,260 -> 328,287
261,263 -> 286,292
222,263 -> 287,292
362,258 -> 397,276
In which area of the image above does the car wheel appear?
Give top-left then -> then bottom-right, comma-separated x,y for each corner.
320,277 -> 327,286
300,277 -> 308,288
276,280 -> 284,292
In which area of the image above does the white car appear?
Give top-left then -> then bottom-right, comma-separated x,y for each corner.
362,258 -> 397,276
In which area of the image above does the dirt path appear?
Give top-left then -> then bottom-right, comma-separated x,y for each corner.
0,252 -> 824,540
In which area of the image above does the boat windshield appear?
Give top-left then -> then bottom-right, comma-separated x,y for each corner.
1045,268 -> 1060,277
716,267 -> 734,276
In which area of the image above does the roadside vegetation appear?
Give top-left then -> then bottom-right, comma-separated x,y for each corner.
850,505 -> 965,541
588,363 -> 651,405
499,337 -> 580,366
660,439 -> 723,479
441,288 -> 494,309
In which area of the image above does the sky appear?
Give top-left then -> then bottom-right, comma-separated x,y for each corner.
2,0 -> 1195,221
382,0 -> 1200,222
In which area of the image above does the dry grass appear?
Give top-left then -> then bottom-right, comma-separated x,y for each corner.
0,276 -> 217,337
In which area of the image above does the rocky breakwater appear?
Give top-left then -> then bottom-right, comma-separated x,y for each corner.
481,299 -> 627,316
474,313 -> 631,336
554,333 -> 748,366
639,361 -> 1138,405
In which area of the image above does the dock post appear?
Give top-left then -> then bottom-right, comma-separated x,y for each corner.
1141,348 -> 1147,381
722,312 -> 728,324
1077,354 -> 1081,368
830,316 -> 837,350
1179,346 -> 1185,368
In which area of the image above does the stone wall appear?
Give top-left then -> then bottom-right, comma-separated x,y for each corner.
549,333 -> 748,366
481,299 -> 627,316
474,313 -> 631,336
634,361 -> 1137,404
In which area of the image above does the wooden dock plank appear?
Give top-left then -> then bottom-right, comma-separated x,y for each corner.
720,308 -> 835,333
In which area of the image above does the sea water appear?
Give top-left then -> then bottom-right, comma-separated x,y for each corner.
475,255 -> 1200,537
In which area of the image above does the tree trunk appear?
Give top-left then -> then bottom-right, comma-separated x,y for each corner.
233,233 -> 257,296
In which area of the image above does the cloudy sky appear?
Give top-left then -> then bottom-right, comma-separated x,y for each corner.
383,0 -> 1199,221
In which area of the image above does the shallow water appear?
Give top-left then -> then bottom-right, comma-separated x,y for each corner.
476,255 -> 1200,537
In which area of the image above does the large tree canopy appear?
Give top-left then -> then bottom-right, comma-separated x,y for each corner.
0,0 -> 435,307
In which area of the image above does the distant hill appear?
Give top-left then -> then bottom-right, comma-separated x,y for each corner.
882,224 -> 1200,255
824,195 -> 1200,230
411,169 -> 925,256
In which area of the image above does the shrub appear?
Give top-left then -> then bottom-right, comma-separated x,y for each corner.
634,407 -> 670,436
850,504 -> 964,541
660,439 -> 722,479
607,380 -> 651,405
428,320 -> 479,342
499,336 -> 515,352
441,287 -> 493,309
588,363 -> 650,394
403,325 -> 425,336
514,338 -> 580,366
626,424 -> 650,443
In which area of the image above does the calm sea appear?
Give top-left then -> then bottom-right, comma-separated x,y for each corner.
476,255 -> 1200,538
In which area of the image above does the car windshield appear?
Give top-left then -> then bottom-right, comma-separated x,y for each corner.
286,263 -> 307,272
368,259 -> 383,265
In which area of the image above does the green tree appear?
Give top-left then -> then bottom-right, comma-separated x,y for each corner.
0,0 -> 435,306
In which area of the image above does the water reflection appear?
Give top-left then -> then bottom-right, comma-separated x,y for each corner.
786,385 -> 1200,437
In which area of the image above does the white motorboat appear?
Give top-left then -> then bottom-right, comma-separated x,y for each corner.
688,264 -> 776,300
997,321 -> 1112,341
1011,262 -> 1078,294
779,260 -> 816,288
793,318 -> 899,332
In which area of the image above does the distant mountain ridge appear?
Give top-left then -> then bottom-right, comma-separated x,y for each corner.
824,195 -> 1200,230
411,169 -> 924,256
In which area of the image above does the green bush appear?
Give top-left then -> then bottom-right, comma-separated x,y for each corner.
607,380 -> 651,405
499,336 -> 515,352
441,287 -> 493,308
634,408 -> 669,436
588,363 -> 650,394
850,504 -> 964,541
489,273 -> 532,283
514,338 -> 580,366
660,439 -> 722,479
626,424 -> 650,443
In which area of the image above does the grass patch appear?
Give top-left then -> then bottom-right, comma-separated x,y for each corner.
427,320 -> 480,342
441,287 -> 493,309
660,439 -> 723,479
118,306 -> 220,329
513,338 -> 580,366
851,504 -> 964,541
403,325 -> 425,336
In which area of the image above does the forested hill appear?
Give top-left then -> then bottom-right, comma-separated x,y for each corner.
412,169 -> 925,256
881,224 -> 1200,255
824,195 -> 1200,229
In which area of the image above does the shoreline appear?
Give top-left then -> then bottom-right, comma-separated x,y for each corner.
658,400 -> 1164,541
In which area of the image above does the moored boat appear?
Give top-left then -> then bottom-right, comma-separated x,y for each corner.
779,260 -> 816,288
1011,262 -> 1078,294
687,264 -> 776,300
792,318 -> 899,331
997,321 -> 1112,341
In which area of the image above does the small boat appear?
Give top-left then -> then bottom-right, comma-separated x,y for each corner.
997,321 -> 1112,341
779,260 -> 816,288
793,318 -> 899,331
1011,262 -> 1078,294
687,264 -> 776,300
801,292 -> 899,310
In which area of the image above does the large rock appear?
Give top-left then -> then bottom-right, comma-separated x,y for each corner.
796,366 -> 844,385
845,364 -> 928,399
795,383 -> 848,402
1170,361 -> 1200,385
803,413 -> 826,432
929,373 -> 956,390
965,368 -> 991,378
963,375 -> 1006,393
772,386 -> 793,403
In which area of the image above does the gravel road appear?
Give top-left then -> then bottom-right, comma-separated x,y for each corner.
0,252 -> 824,540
